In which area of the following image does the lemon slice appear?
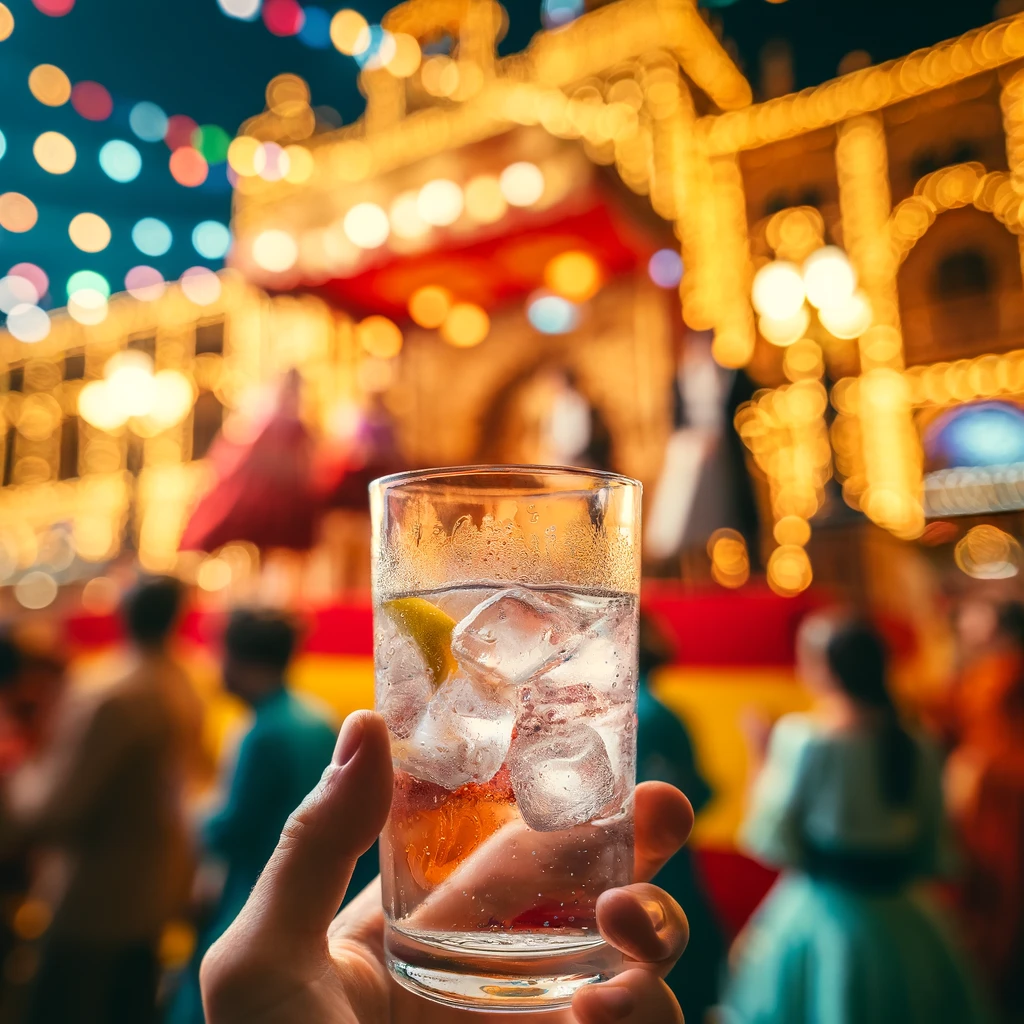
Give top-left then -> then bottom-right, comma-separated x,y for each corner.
384,597 -> 458,688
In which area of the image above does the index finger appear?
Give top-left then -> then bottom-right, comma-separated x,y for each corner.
633,782 -> 694,882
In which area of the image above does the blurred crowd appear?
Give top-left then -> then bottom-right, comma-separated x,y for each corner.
0,579 -> 1020,1023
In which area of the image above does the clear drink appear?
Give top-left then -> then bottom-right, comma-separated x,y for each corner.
370,468 -> 641,1012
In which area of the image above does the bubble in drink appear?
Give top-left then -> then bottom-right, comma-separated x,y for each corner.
451,587 -> 584,687
508,719 -> 616,832
391,673 -> 515,790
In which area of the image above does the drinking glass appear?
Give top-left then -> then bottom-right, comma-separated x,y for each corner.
370,466 -> 641,1011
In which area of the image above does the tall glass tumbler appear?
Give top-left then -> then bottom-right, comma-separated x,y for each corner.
370,466 -> 641,1011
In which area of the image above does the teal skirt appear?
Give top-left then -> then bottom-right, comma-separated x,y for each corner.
720,873 -> 992,1024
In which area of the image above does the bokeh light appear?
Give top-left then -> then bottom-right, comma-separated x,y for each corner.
544,251 -> 601,302
343,203 -> 389,248
81,577 -> 120,614
954,525 -> 1021,579
68,288 -> 109,325
773,515 -> 812,547
170,147 -> 208,187
67,270 -> 110,300
262,0 -> 304,35
464,175 -> 507,224
297,5 -> 331,47
389,191 -> 430,240
0,276 -> 39,313
227,136 -> 262,176
648,249 -> 684,288
0,5 -> 12,41
69,212 -> 111,253
33,131 -> 76,174
803,246 -> 856,310
125,265 -> 166,301
767,544 -> 813,596
217,0 -> 260,18
130,101 -> 168,143
385,33 -> 421,77
819,290 -> 872,339
707,529 -> 750,588
759,307 -> 810,347
356,316 -> 403,358
751,260 -> 806,320
192,124 -> 230,164
0,193 -> 38,233
31,0 -> 74,14
421,55 -> 460,97
441,303 -> 490,347
28,64 -> 71,106
500,162 -> 545,206
251,229 -> 298,272
132,218 -> 173,257
165,114 -> 198,151
193,220 -> 231,259
6,304 -> 50,343
542,0 -> 583,26
15,572 -> 57,611
71,81 -> 113,121
181,267 -> 222,305
329,8 -> 369,54
353,25 -> 396,69
0,129 -> 6,162
99,140 -> 142,182
408,286 -> 452,328
257,142 -> 289,181
527,292 -> 580,334
8,263 -> 47,299
283,145 -> 314,183
417,179 -> 463,227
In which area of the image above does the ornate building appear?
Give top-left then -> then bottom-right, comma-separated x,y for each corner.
4,0 -> 1024,599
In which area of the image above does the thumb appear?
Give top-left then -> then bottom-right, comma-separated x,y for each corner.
236,710 -> 393,950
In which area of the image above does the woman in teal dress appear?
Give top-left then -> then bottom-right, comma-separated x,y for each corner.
721,614 -> 990,1024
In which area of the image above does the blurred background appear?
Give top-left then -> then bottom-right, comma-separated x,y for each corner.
1,0 -> 1024,1020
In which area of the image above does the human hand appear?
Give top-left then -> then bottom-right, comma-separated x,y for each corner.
201,710 -> 694,1024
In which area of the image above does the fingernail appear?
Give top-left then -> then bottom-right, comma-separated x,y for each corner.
334,714 -> 365,767
641,896 -> 666,933
593,985 -> 634,1020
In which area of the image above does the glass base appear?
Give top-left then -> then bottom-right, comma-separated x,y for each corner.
385,924 -> 621,1012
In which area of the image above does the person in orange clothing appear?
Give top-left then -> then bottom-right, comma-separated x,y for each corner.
942,597 -> 1024,1018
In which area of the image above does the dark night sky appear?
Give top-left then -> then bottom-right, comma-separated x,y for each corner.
0,0 -> 998,308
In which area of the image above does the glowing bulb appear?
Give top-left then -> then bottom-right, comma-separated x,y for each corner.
343,202 -> 389,248
99,140 -> 142,182
464,175 -> 507,224
441,303 -> 490,347
819,290 -> 872,339
125,266 -> 166,301
751,260 -> 805,320
356,316 -> 403,358
527,292 -> 580,334
417,179 -> 463,227
803,246 -> 856,310
251,229 -> 298,272
132,218 -> 172,257
68,213 -> 111,253
6,304 -> 50,343
329,8 -> 368,54
759,307 -> 810,347
180,267 -> 222,305
192,220 -> 231,259
500,162 -> 545,207
385,32 -> 421,77
68,288 -> 108,325
408,286 -> 452,328
389,191 -> 430,240
544,251 -> 601,302
33,131 -> 76,174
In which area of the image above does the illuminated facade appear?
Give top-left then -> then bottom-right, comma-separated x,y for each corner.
5,0 -> 1024,596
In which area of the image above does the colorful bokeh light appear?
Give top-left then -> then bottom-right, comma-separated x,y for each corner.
648,249 -> 684,288
192,220 -> 231,260
262,0 -> 304,35
192,124 -> 230,164
218,0 -> 260,18
99,140 -> 142,183
125,265 -> 166,301
0,129 -> 6,162
129,102 -> 168,143
297,5 -> 331,47
31,0 -> 74,16
180,267 -> 222,305
0,193 -> 38,233
71,81 -> 113,121
132,218 -> 173,257
329,8 -> 368,54
33,131 -> 76,174
28,64 -> 71,106
527,292 -> 581,334
8,263 -> 48,299
6,305 -> 50,343
67,270 -> 110,300
165,115 -> 198,151
69,213 -> 111,253
0,5 -> 13,41
169,147 -> 208,187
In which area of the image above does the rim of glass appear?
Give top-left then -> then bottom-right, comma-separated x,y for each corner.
371,463 -> 641,492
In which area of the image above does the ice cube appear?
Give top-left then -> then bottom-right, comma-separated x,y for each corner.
375,623 -> 434,740
590,704 -> 636,821
392,674 -> 515,790
451,588 -> 583,687
540,631 -> 635,705
508,720 -> 616,832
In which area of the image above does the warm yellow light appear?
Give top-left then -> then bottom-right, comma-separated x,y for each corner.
421,55 -> 459,97
227,136 -> 263,177
283,145 -> 314,184
759,307 -> 810,347
803,246 -> 857,310
389,191 -> 430,240
357,357 -> 395,393
28,64 -> 70,107
343,202 -> 390,248
417,179 -> 463,227
356,315 -> 403,358
197,557 -> 232,592
386,32 -> 421,77
773,515 -> 811,546
146,370 -> 195,430
751,260 -> 805,320
819,290 -> 872,339
0,193 -> 37,233
500,162 -> 545,207
544,250 -> 602,302
707,528 -> 749,589
78,380 -> 125,431
181,267 -> 222,306
408,285 -> 452,328
106,351 -> 156,418
81,576 -> 120,614
266,74 -> 309,116
767,545 -> 813,596
441,303 -> 490,347
68,212 -> 111,253
330,8 -> 369,55
955,525 -> 1021,579
33,131 -> 76,174
0,4 -> 13,42
68,288 -> 108,326
464,175 -> 507,224
252,229 -> 299,273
